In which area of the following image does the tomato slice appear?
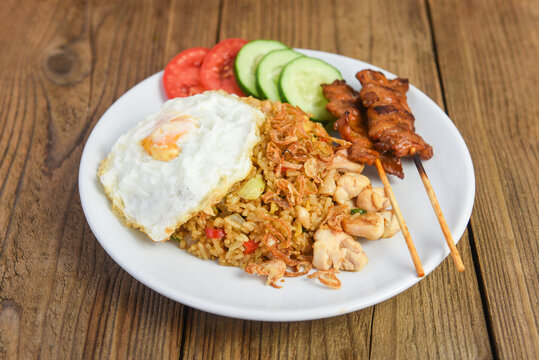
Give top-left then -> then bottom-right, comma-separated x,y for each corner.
163,47 -> 210,98
200,38 -> 247,96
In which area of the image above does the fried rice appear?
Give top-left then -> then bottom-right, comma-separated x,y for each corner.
172,99 -> 349,283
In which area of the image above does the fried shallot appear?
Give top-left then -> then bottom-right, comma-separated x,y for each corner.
245,259 -> 287,288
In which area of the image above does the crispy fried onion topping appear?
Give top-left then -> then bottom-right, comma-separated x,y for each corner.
321,204 -> 349,231
308,269 -> 342,289
263,103 -> 341,206
245,259 -> 287,288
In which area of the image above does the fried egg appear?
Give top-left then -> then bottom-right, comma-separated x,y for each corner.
98,91 -> 265,242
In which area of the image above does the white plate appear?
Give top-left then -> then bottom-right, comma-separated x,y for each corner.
79,49 -> 475,321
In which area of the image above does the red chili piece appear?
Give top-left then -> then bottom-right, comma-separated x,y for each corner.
243,240 -> 259,254
205,227 -> 226,239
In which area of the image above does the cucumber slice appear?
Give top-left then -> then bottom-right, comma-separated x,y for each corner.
279,57 -> 342,122
256,49 -> 304,101
234,40 -> 289,98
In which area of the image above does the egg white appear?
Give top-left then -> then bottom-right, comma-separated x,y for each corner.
98,91 -> 265,242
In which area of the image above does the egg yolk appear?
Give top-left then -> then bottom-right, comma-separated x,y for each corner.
141,114 -> 197,161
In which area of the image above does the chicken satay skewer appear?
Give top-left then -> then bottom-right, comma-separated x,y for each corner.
356,69 -> 464,273
374,158 -> 425,277
410,148 -> 465,272
321,81 -> 424,277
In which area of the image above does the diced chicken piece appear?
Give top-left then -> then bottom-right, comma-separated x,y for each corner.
245,259 -> 287,288
356,186 -> 390,211
313,228 -> 369,272
333,186 -> 352,205
295,205 -> 311,229
319,169 -> 338,195
329,149 -> 365,173
342,212 -> 385,240
336,172 -> 370,198
379,209 -> 400,238
333,172 -> 370,205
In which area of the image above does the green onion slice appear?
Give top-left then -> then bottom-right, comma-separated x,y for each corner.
350,208 -> 367,215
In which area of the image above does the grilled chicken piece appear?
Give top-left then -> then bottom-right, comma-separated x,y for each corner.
337,113 -> 380,164
356,70 -> 433,160
322,80 -> 404,178
323,79 -> 362,118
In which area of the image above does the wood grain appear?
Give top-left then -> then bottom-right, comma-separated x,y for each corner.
180,310 -> 375,360
428,0 -> 539,357
219,0 -> 338,52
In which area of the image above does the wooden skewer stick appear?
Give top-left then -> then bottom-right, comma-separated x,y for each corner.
374,159 -> 425,277
411,149 -> 465,272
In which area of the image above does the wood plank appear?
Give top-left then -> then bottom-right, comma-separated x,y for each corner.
219,0 -> 337,52
428,0 -> 539,357
179,0 -> 490,359
370,240 -> 491,359
180,310 -> 374,360
0,0 -> 218,358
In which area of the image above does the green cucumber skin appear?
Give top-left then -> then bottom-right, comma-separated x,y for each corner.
234,53 -> 259,97
233,65 -> 254,97
278,57 -> 342,122
233,40 -> 289,98
255,49 -> 304,101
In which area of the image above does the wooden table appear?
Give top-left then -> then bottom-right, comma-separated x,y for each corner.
0,0 -> 537,358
